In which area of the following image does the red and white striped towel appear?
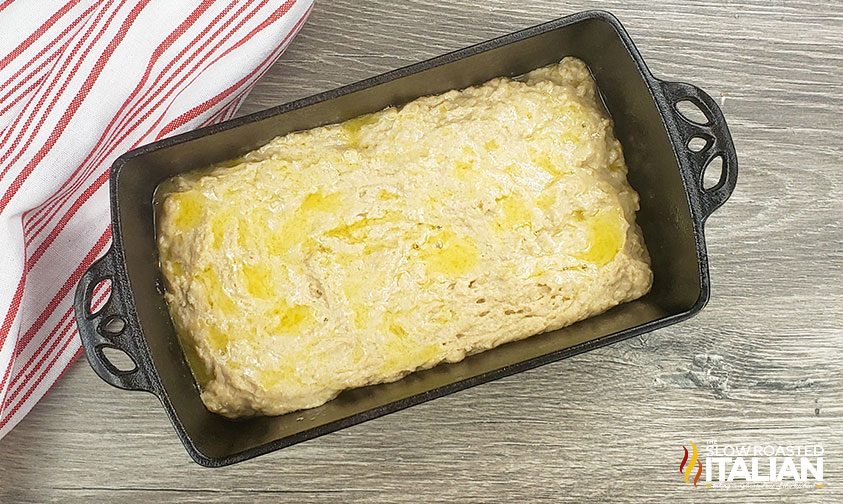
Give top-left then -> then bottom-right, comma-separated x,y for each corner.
0,0 -> 313,439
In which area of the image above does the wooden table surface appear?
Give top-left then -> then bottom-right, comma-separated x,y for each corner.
2,1 -> 841,502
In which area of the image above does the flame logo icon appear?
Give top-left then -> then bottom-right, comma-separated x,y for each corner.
679,440 -> 703,486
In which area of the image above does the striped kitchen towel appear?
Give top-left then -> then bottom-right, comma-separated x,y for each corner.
0,0 -> 313,439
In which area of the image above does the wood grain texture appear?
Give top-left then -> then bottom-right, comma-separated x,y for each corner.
1,1 -> 841,502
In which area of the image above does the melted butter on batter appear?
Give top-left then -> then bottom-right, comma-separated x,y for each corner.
575,207 -> 626,266
204,322 -> 229,353
377,189 -> 400,200
269,302 -> 313,335
342,113 -> 380,148
380,311 -> 440,374
419,229 -> 480,277
163,259 -> 183,278
300,191 -> 343,214
210,212 -> 231,249
236,218 -> 251,248
241,263 -> 273,299
260,363 -> 297,390
195,267 -> 236,315
454,160 -> 474,181
169,191 -> 205,230
495,193 -> 532,232
343,273 -> 371,328
156,57 -> 653,418
534,153 -> 566,179
536,189 -> 556,212
327,212 -> 400,244
266,191 -> 344,256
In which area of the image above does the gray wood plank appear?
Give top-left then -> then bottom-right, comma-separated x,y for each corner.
1,0 -> 841,502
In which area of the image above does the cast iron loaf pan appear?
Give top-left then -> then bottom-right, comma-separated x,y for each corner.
73,10 -> 738,466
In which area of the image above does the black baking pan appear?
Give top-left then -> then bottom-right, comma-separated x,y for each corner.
73,10 -> 737,466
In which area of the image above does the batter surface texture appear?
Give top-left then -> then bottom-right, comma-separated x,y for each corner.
156,57 -> 653,418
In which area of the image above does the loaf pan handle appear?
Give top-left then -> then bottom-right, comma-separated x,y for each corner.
659,80 -> 738,222
73,247 -> 154,392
